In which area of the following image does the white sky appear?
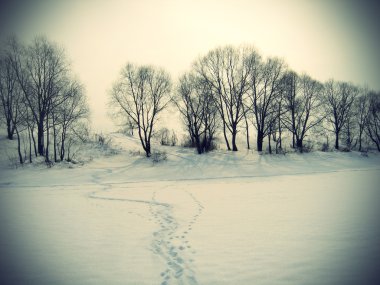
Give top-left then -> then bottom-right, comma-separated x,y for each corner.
1,0 -> 379,132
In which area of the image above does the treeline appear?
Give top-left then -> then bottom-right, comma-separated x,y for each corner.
110,45 -> 380,157
0,36 -> 89,164
2,38 -> 379,164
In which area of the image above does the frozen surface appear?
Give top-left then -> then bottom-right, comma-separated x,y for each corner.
1,133 -> 380,285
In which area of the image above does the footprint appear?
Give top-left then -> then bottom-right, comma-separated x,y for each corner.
187,275 -> 198,285
174,267 -> 184,278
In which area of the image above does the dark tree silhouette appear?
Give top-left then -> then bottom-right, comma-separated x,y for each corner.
366,92 -> 380,151
282,72 -> 324,152
0,54 -> 19,140
248,57 -> 286,152
194,46 -> 258,151
110,63 -> 171,157
8,36 -> 69,157
53,79 -> 88,161
175,72 -> 218,154
324,80 -> 358,150
1,35 -> 89,164
355,89 -> 370,151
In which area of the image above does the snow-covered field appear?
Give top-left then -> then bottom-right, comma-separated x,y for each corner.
1,133 -> 380,285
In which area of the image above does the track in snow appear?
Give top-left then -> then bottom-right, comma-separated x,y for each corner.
149,189 -> 203,285
88,165 -> 204,285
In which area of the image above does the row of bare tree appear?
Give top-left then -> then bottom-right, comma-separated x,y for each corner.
0,36 -> 89,164
110,45 -> 380,157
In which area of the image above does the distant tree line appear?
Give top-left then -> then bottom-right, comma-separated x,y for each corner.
0,36 -> 89,164
3,38 -> 379,164
110,45 -> 380,156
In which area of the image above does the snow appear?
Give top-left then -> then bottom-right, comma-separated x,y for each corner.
1,133 -> 380,285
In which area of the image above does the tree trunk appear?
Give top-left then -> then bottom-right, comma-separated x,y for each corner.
278,105 -> 282,151
292,133 -> 295,149
67,144 -> 70,161
335,131 -> 339,150
231,128 -> 238,151
6,119 -> 14,140
243,111 -> 250,150
28,126 -> 32,163
222,121 -> 231,151
53,118 -> 57,162
257,131 -> 264,152
45,114 -> 50,162
30,126 -> 37,157
145,139 -> 151,157
60,131 -> 65,161
246,129 -> 250,150
268,134 -> 272,154
15,127 -> 23,164
145,145 -> 151,157
195,135 -> 202,154
37,119 -> 44,156
296,139 -> 303,152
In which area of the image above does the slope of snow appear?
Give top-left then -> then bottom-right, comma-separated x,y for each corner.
0,133 -> 379,285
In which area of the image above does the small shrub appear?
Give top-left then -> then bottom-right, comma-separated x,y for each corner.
321,142 -> 329,152
182,137 -> 196,148
151,150 -> 167,164
7,154 -> 21,168
156,128 -> 178,146
129,150 -> 143,156
96,133 -> 112,147
206,140 -> 218,152
276,146 -> 287,155
170,131 -> 178,146
159,128 -> 170,146
301,142 -> 313,153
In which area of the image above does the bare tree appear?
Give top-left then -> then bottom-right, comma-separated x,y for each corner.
125,117 -> 137,136
324,80 -> 358,150
248,57 -> 287,152
342,105 -> 357,151
175,73 -> 204,153
241,102 -> 251,149
174,72 -> 218,154
1,35 -> 89,164
8,36 -> 69,157
267,91 -> 285,154
53,79 -> 88,161
0,44 -> 20,140
282,72 -> 324,152
110,63 -> 171,157
355,89 -> 370,151
366,92 -> 380,151
194,46 -> 259,151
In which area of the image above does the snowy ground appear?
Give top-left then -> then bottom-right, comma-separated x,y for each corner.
1,133 -> 380,285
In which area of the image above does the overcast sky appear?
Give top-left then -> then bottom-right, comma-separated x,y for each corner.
1,0 -> 379,131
